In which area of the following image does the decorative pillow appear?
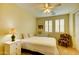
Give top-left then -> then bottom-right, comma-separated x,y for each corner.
20,33 -> 31,39
25,33 -> 30,38
28,33 -> 34,37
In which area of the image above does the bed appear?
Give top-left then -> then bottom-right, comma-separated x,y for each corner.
21,36 -> 59,55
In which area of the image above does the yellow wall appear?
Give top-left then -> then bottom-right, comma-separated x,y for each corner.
0,4 -> 36,36
0,4 -> 36,54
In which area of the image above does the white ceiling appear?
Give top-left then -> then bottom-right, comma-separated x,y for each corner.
17,3 -> 79,17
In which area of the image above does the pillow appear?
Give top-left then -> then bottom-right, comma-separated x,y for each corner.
25,33 -> 30,38
19,33 -> 34,39
20,33 -> 30,39
19,33 -> 26,39
28,33 -> 34,37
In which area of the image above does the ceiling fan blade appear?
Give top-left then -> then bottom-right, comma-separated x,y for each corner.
48,4 -> 61,9
45,3 -> 49,8
48,6 -> 55,9
55,3 -> 61,7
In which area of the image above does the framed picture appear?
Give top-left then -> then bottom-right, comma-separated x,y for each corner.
38,25 -> 43,29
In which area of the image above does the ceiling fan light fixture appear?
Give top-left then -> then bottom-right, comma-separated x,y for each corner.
44,8 -> 51,13
42,3 -> 61,14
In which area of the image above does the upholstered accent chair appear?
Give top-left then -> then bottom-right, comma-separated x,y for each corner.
58,33 -> 73,47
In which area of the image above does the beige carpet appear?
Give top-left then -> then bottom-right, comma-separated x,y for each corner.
21,45 -> 79,55
57,45 -> 79,55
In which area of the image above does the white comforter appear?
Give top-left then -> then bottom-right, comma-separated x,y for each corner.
21,36 -> 59,55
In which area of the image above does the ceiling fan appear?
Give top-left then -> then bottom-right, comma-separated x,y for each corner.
42,3 -> 61,13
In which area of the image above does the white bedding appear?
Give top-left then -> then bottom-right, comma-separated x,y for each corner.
21,36 -> 59,55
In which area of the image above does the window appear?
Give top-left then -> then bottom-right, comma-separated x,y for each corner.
55,19 -> 64,32
45,19 -> 64,33
60,19 -> 64,32
55,20 -> 60,32
49,20 -> 52,32
45,20 -> 48,32
45,20 -> 52,32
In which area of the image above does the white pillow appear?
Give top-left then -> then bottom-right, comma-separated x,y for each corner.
19,33 -> 29,39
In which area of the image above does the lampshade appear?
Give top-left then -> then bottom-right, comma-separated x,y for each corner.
9,28 -> 16,34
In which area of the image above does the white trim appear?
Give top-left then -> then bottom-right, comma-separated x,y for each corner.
72,9 -> 79,14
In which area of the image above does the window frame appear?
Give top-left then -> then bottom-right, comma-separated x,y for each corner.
55,19 -> 65,33
44,20 -> 53,32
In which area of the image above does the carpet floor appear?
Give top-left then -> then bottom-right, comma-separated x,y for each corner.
21,45 -> 79,55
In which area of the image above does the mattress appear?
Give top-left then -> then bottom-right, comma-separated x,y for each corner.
21,36 -> 59,55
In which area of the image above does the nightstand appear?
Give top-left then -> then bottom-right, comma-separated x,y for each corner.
4,40 -> 21,55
